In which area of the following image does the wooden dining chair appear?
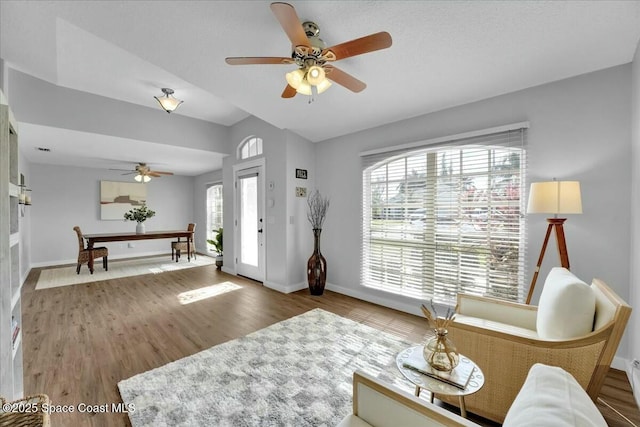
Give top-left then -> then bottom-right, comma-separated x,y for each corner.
73,226 -> 108,274
171,223 -> 196,262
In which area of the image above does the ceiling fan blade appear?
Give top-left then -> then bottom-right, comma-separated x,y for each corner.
151,171 -> 174,175
270,2 -> 310,48
147,172 -> 162,177
281,84 -> 297,98
225,57 -> 294,65
323,31 -> 392,61
324,65 -> 366,93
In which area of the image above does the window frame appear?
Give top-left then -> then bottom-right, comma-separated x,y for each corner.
206,183 -> 223,250
238,136 -> 263,160
361,125 -> 528,304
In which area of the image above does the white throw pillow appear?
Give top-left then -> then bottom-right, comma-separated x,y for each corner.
536,267 -> 595,339
503,363 -> 607,427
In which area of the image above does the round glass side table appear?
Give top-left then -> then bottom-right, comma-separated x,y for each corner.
396,345 -> 485,418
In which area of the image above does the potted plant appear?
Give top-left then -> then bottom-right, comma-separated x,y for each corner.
207,227 -> 223,269
124,204 -> 156,234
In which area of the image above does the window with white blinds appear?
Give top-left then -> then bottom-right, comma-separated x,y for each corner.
361,127 -> 527,304
206,183 -> 223,244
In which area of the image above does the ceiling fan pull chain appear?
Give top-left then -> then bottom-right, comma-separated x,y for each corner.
309,86 -> 317,104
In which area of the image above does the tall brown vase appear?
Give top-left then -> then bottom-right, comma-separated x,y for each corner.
307,228 -> 327,295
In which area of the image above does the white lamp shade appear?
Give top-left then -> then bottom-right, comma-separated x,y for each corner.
306,65 -> 326,86
154,88 -> 183,113
316,78 -> 332,94
285,69 -> 305,89
295,80 -> 312,96
155,96 -> 183,113
527,181 -> 582,214
135,174 -> 151,183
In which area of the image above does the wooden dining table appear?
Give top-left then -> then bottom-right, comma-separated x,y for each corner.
83,230 -> 194,273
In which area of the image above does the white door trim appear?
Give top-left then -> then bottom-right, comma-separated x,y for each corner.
232,158 -> 266,282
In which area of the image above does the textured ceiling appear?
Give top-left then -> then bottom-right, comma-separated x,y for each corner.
1,1 -> 640,174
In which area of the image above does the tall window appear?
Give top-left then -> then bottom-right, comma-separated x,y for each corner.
361,128 -> 527,304
207,183 -> 223,247
239,136 -> 263,160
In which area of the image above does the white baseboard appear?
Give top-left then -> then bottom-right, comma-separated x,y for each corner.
634,368 -> 640,409
221,266 -> 235,275
627,360 -> 640,409
325,282 -> 423,317
263,280 -> 307,294
612,355 -> 626,371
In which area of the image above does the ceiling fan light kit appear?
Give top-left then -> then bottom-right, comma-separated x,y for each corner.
154,87 -> 183,113
225,2 -> 392,99
116,163 -> 174,182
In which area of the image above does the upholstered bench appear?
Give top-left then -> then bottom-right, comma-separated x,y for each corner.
337,363 -> 607,426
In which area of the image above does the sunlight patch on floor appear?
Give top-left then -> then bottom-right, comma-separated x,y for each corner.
149,262 -> 197,274
178,282 -> 242,305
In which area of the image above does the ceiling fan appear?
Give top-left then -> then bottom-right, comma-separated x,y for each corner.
120,163 -> 174,182
225,2 -> 392,98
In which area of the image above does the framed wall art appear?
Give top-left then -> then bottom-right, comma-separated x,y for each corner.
100,181 -> 147,220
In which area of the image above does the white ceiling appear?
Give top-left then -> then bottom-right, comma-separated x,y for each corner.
1,1 -> 640,175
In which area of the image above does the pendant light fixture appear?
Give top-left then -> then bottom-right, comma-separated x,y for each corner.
154,88 -> 183,113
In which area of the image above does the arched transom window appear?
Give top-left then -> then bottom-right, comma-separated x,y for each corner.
239,136 -> 263,160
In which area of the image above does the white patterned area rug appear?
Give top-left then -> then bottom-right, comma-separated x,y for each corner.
36,255 -> 215,290
118,308 -> 417,427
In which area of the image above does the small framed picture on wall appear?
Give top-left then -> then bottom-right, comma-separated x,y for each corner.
296,168 -> 308,179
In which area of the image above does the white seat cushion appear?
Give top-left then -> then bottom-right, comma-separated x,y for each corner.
503,363 -> 607,427
536,267 -> 595,339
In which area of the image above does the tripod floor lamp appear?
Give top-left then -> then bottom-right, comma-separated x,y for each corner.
525,180 -> 582,304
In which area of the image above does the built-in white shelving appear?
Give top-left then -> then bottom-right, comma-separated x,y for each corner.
1,88 -> 23,400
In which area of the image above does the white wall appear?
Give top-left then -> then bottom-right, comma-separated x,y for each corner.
285,130 -> 315,288
18,151 -> 31,283
194,169 -> 223,255
0,58 -> 6,95
29,164 -> 195,266
316,65 -> 633,359
224,115 -> 287,285
8,70 -> 230,154
222,116 -> 315,291
630,38 -> 640,401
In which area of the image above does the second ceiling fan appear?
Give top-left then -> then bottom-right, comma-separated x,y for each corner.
225,2 -> 392,98
122,163 -> 173,182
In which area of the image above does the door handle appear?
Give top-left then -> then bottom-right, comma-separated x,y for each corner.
258,228 -> 263,233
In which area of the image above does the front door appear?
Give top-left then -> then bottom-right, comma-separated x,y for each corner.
235,165 -> 264,281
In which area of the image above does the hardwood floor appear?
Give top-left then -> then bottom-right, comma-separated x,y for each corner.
20,262 -> 640,426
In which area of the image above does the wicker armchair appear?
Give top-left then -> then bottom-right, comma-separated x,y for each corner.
171,223 -> 196,262
0,394 -> 51,426
73,226 -> 108,274
444,274 -> 631,423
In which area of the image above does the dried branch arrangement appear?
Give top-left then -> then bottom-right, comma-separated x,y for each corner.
307,190 -> 330,229
420,300 -> 459,330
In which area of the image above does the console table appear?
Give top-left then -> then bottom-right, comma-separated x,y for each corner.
83,230 -> 194,273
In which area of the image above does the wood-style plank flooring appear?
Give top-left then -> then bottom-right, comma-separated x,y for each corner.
20,261 -> 640,426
